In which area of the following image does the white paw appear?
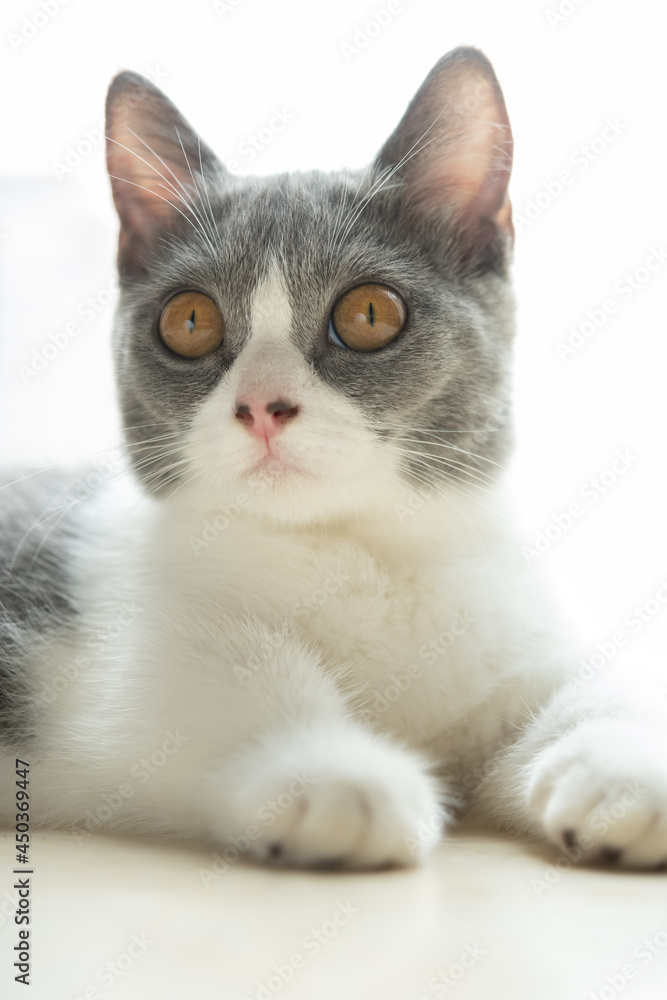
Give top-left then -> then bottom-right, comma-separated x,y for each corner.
527,721 -> 667,869
222,728 -> 445,869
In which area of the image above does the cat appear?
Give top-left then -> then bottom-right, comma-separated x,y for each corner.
1,46 -> 666,871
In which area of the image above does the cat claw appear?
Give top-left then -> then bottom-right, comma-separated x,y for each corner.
223,735 -> 444,870
527,723 -> 667,869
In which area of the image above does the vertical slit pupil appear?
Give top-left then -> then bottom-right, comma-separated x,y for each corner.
187,309 -> 196,333
368,301 -> 375,325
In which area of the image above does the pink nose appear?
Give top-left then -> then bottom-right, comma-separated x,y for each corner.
235,399 -> 299,442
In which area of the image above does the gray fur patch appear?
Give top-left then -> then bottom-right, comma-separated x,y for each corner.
0,469 -> 81,742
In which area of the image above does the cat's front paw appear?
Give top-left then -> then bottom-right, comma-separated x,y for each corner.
527,721 -> 667,869
222,729 -> 444,870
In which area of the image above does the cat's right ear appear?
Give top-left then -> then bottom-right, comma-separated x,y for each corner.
105,72 -> 223,276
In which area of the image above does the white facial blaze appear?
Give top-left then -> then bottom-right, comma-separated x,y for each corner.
185,259 -> 404,523
248,264 -> 293,346
233,263 -> 308,405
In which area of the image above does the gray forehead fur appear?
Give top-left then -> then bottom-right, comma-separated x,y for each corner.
114,164 -> 516,494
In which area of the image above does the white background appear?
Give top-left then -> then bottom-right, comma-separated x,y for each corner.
0,0 -> 665,673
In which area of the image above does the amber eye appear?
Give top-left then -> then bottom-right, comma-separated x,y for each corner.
330,284 -> 407,351
158,291 -> 224,358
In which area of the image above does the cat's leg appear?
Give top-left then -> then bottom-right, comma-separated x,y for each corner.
471,679 -> 667,868
198,625 -> 446,869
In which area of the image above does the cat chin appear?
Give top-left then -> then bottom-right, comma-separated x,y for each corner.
220,481 -> 387,528
182,463 -> 406,529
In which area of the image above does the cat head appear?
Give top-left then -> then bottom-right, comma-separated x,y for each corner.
105,47 -> 514,527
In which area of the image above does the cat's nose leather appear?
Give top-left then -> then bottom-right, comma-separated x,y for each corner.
235,399 -> 299,442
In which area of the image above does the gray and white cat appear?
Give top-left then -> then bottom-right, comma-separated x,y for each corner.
1,47 -> 666,869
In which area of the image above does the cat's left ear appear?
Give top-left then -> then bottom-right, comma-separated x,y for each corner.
105,72 -> 223,276
375,47 -> 513,255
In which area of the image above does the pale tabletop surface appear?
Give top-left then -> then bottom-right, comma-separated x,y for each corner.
1,826 -> 666,1000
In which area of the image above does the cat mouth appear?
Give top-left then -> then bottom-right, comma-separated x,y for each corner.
247,451 -> 312,480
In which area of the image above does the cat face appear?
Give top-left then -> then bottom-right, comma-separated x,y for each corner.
106,48 -> 515,525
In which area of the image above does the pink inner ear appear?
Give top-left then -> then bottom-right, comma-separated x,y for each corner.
402,65 -> 513,231
105,72 -> 222,273
106,84 -> 202,251
110,147 -> 181,240
417,123 -> 512,222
